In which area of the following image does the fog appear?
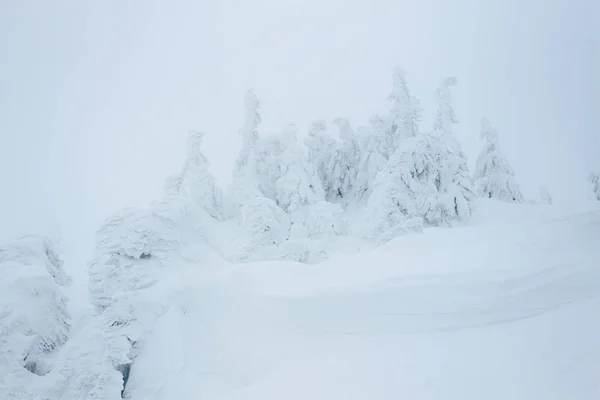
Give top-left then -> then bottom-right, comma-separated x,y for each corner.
1,0 -> 598,248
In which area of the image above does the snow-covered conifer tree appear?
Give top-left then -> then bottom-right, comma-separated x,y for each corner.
233,89 -> 261,179
305,121 -> 342,202
473,118 -> 524,203
166,131 -> 224,220
276,124 -> 324,212
433,77 -> 459,136
589,172 -> 600,201
0,235 -> 71,398
250,135 -> 284,201
388,68 -> 422,142
333,118 -> 361,202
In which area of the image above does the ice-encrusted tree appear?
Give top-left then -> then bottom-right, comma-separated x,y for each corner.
0,235 -> 71,399
249,135 -> 284,201
433,76 -> 459,136
165,131 -> 224,220
589,172 -> 600,201
473,118 -> 524,203
233,89 -> 261,179
276,124 -> 324,212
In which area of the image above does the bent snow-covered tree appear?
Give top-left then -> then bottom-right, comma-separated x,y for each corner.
474,118 -> 524,203
0,235 -> 71,399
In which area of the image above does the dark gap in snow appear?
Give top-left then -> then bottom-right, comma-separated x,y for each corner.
117,363 -> 132,398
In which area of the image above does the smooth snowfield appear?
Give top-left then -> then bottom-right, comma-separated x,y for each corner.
125,201 -> 600,400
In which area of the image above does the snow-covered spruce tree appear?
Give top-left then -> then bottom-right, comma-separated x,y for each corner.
303,121 -> 343,203
433,76 -> 459,137
275,123 -> 324,213
387,68 -> 422,144
589,172 -> 600,201
174,131 -> 224,220
249,135 -> 285,201
0,235 -> 70,399
473,118 -> 524,203
333,118 -> 361,203
354,119 -> 388,203
233,89 -> 261,179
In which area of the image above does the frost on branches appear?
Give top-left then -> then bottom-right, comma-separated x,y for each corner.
473,118 -> 524,203
0,235 -> 71,399
589,172 -> 600,201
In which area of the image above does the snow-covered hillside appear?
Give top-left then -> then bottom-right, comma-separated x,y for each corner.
121,200 -> 600,399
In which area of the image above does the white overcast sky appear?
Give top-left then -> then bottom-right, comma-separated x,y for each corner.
1,0 -> 599,245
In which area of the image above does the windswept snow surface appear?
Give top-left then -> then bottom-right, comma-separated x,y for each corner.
122,201 -> 599,399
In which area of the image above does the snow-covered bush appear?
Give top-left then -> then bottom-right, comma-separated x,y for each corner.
473,118 -> 524,203
296,201 -> 346,239
0,235 -> 71,398
231,197 -> 291,262
589,172 -> 600,201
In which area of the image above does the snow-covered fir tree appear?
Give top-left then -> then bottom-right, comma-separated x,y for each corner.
304,120 -> 343,202
0,235 -> 71,399
233,89 -> 261,179
276,124 -> 324,212
333,118 -> 361,203
433,77 -> 459,136
249,135 -> 284,201
353,119 -> 388,203
473,118 -> 524,203
387,68 -> 421,142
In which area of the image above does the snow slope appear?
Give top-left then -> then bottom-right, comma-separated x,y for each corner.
121,200 -> 600,400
